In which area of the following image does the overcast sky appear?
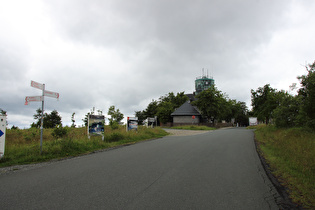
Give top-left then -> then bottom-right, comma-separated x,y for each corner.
1,0 -> 314,128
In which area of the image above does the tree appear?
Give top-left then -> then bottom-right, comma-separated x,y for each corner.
45,110 -> 62,128
156,101 -> 174,124
11,125 -> 19,130
135,110 -> 146,125
31,109 -> 62,128
107,106 -> 124,124
273,93 -> 300,128
192,86 -> 227,123
251,84 -> 278,124
156,92 -> 189,124
82,113 -> 90,127
297,61 -> 315,128
71,112 -> 76,128
224,100 -> 249,126
144,100 -> 159,118
0,108 -> 6,115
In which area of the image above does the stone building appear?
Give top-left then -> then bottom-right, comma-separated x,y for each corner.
171,101 -> 202,125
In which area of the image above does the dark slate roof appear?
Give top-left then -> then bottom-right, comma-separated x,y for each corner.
171,101 -> 201,116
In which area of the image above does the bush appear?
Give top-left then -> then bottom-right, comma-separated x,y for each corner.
109,120 -> 119,130
52,125 -> 68,139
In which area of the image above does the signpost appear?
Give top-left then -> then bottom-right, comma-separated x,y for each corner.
25,81 -> 59,153
0,115 -> 6,159
44,90 -> 59,99
31,80 -> 44,90
24,96 -> 44,105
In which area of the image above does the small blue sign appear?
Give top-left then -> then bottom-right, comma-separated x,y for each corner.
0,130 -> 4,137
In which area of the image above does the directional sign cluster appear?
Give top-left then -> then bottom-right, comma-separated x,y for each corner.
24,81 -> 60,154
25,81 -> 59,105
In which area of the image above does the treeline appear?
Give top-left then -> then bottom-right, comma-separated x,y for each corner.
192,86 -> 248,125
135,87 -> 249,126
135,92 -> 189,124
251,61 -> 315,128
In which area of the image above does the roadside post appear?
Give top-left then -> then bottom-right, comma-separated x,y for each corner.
25,80 -> 59,153
0,115 -> 6,159
147,117 -> 156,128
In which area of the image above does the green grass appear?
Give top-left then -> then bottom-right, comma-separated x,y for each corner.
0,126 -> 168,167
170,125 -> 216,130
253,125 -> 315,208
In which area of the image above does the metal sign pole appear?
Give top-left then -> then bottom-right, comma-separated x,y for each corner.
40,84 -> 45,154
87,114 -> 90,139
26,81 -> 59,154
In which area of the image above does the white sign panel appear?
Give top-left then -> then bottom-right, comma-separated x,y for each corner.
44,90 -> 59,99
249,117 -> 258,126
0,115 -> 6,158
25,96 -> 44,105
31,80 -> 44,90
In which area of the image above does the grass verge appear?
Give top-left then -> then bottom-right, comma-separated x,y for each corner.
169,125 -> 216,130
253,125 -> 315,208
0,126 -> 168,168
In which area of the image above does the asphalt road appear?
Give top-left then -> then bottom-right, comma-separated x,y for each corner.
0,128 -> 281,209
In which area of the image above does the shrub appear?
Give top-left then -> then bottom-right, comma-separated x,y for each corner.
52,125 -> 68,139
109,120 -> 119,130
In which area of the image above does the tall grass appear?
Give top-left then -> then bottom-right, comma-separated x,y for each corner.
0,126 -> 168,167
254,125 -> 315,208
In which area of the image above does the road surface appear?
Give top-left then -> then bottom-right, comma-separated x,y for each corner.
0,128 -> 281,209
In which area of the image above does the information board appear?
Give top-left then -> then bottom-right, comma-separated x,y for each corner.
127,117 -> 138,131
88,115 -> 105,139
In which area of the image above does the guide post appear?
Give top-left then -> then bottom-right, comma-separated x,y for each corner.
0,115 -> 6,159
25,81 -> 59,153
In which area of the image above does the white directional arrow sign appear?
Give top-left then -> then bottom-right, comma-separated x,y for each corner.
25,96 -> 44,105
44,90 -> 59,99
31,80 -> 44,90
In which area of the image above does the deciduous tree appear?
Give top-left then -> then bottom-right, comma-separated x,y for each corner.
31,109 -> 62,128
192,86 -> 227,123
251,84 -> 277,124
298,61 -> 315,128
107,105 -> 124,124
